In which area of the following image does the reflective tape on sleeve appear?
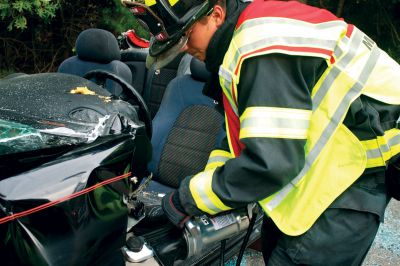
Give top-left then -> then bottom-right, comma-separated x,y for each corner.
239,107 -> 311,139
204,150 -> 233,170
189,170 -> 232,214
362,128 -> 400,168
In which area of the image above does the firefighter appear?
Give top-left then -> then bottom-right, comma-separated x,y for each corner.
126,0 -> 400,264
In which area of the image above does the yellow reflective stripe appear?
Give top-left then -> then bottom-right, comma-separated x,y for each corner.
224,18 -> 347,85
235,18 -> 347,42
362,128 -> 400,168
239,107 -> 311,139
168,0 -> 178,6
219,67 -> 238,116
145,0 -> 156,6
224,114 -> 237,158
220,17 -> 347,114
264,29 -> 381,212
204,162 -> 224,171
204,150 -> 233,170
306,29 -> 364,151
311,31 -> 363,107
189,170 -> 232,214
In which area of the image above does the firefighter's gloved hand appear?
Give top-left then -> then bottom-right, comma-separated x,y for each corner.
161,191 -> 191,228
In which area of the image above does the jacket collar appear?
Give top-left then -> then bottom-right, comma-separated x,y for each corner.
203,0 -> 250,102
205,0 -> 249,74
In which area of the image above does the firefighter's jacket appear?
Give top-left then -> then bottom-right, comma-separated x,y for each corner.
179,0 -> 400,236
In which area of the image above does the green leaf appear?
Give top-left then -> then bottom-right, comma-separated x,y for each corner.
7,22 -> 13,31
14,16 -> 27,30
12,1 -> 32,12
0,3 -> 11,10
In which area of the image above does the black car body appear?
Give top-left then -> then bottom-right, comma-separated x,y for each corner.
0,73 -> 151,265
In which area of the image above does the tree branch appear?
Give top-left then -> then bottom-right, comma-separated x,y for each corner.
336,0 -> 346,17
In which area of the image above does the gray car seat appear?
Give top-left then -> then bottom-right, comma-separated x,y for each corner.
58,28 -> 132,97
142,53 -> 186,119
146,56 -> 225,192
120,48 -> 149,96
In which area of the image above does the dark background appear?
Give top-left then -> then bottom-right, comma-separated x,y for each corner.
0,0 -> 399,76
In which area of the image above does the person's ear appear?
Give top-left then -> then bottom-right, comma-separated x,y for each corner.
211,4 -> 226,27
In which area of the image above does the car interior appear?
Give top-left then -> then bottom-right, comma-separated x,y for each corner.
0,27 -> 263,265
57,30 -> 261,264
58,27 -> 226,198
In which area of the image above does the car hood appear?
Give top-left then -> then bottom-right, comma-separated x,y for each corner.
0,73 -> 143,156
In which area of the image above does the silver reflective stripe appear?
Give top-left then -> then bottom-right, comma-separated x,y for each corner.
389,134 -> 400,148
195,172 -> 223,213
312,29 -> 364,111
238,37 -> 336,55
332,34 -> 349,61
229,37 -> 336,74
229,18 -> 346,74
207,156 -> 231,165
266,35 -> 381,211
219,66 -> 231,81
366,134 -> 400,159
234,17 -> 347,36
333,44 -> 344,59
241,117 -> 310,130
229,51 -> 241,79
218,67 -> 239,116
366,148 -> 385,160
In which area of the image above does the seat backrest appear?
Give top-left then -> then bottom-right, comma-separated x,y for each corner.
58,28 -> 132,96
120,49 -> 149,96
121,50 -> 192,118
142,53 -> 185,118
148,56 -> 225,188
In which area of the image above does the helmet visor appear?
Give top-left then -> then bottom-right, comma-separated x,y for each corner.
146,35 -> 189,69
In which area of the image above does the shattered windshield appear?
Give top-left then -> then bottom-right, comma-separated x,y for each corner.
0,114 -> 109,156
0,119 -> 44,155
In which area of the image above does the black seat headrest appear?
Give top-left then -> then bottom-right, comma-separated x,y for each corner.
190,57 -> 211,82
76,28 -> 121,63
120,48 -> 149,62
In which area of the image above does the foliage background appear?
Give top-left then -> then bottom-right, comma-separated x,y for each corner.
0,0 -> 399,76
304,0 -> 400,60
0,0 -> 145,76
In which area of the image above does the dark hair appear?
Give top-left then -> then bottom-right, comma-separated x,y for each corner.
215,0 -> 226,10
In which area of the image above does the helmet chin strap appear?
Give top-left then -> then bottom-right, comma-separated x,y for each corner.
146,35 -> 189,69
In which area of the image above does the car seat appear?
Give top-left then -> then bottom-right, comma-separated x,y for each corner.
146,56 -> 225,193
58,28 -> 132,97
121,52 -> 186,119
120,48 -> 149,96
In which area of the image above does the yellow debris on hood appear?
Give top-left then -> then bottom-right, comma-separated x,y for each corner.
70,86 -> 96,95
69,86 -> 112,103
98,95 -> 112,103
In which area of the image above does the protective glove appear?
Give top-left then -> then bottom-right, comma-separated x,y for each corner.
161,191 -> 191,228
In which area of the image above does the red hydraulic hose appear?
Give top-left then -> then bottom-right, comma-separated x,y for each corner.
0,172 -> 132,225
